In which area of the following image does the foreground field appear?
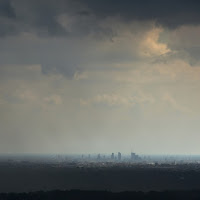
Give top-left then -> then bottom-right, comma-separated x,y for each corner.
0,162 -> 200,192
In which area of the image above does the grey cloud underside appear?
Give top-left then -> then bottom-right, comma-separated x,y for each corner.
0,0 -> 200,37
0,37 -> 84,77
0,0 -> 15,18
80,0 -> 200,28
0,0 -> 200,78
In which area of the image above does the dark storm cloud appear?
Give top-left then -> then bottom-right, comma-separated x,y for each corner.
0,0 -> 200,37
0,0 -> 15,18
79,0 -> 200,29
11,0 -> 70,37
0,0 -> 111,37
1,0 -> 200,77
0,0 -> 70,37
0,0 -> 17,36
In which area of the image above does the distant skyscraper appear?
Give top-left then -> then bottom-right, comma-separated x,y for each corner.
131,152 -> 140,161
118,152 -> 121,160
111,153 -> 114,160
131,152 -> 135,160
97,154 -> 101,160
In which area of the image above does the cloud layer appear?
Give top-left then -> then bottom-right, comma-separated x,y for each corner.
1,0 -> 200,37
0,1 -> 200,154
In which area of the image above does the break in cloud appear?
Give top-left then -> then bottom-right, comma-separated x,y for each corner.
0,0 -> 200,154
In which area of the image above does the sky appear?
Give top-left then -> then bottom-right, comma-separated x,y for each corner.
1,0 -> 200,154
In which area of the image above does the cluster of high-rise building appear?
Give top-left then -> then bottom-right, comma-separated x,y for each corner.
87,152 -> 141,161
80,152 -> 141,162
131,152 -> 140,161
109,152 -> 140,161
110,152 -> 122,160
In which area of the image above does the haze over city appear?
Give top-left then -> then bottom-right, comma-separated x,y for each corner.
1,0 -> 200,155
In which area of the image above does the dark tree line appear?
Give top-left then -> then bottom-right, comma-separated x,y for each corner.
1,190 -> 200,200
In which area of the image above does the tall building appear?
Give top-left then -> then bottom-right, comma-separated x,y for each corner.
131,152 -> 140,161
131,152 -> 135,160
97,154 -> 101,160
118,152 -> 121,160
111,153 -> 114,160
